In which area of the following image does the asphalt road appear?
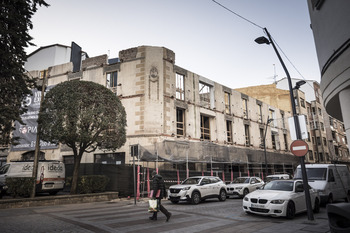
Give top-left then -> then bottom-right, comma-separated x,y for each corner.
0,196 -> 330,233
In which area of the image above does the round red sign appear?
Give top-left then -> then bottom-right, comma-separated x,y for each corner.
290,140 -> 309,157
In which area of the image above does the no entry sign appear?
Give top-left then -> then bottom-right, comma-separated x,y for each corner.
290,140 -> 309,157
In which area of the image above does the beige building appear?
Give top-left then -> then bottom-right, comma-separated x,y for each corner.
8,45 -> 300,175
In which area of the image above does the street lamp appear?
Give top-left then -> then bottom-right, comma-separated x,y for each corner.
255,28 -> 314,221
263,117 -> 273,181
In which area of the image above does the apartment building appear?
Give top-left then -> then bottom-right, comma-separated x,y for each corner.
8,45 -> 299,175
236,79 -> 349,164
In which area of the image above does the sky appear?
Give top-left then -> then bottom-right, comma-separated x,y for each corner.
26,0 -> 321,89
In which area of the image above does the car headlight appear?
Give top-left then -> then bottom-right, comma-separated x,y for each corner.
271,200 -> 285,204
236,186 -> 243,190
244,197 -> 249,201
182,186 -> 191,191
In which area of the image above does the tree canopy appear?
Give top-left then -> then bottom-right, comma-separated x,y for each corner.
0,0 -> 48,145
39,80 -> 127,194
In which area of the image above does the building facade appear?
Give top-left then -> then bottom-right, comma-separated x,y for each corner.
307,0 -> 350,150
236,79 -> 349,165
8,45 -> 300,175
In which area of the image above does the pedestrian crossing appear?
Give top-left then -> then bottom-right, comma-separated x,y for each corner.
44,201 -> 256,233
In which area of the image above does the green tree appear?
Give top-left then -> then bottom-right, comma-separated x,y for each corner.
38,80 -> 127,194
0,0 -> 48,145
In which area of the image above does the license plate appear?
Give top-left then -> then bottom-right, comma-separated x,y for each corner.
169,193 -> 178,197
251,203 -> 265,208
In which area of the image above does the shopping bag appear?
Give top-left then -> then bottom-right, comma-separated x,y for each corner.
148,199 -> 158,212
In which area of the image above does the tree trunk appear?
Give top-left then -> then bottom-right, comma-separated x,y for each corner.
70,153 -> 82,194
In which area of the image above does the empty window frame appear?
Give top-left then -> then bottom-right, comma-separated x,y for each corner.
224,92 -> 231,114
242,98 -> 248,119
260,128 -> 264,147
309,151 -> 314,161
258,103 -> 263,123
283,133 -> 288,150
176,108 -> 185,137
226,120 -> 232,143
200,115 -> 210,140
269,109 -> 275,127
271,133 -> 277,149
244,124 -> 250,146
199,82 -> 212,108
176,73 -> 185,100
107,71 -> 118,88
300,98 -> 305,108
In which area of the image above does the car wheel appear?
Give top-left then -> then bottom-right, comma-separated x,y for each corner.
243,189 -> 249,197
171,200 -> 179,204
313,198 -> 320,213
218,189 -> 227,201
286,201 -> 295,219
191,192 -> 201,205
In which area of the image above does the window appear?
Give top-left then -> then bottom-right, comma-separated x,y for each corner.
226,120 -> 232,143
312,136 -> 315,145
199,82 -> 211,108
316,137 -> 321,145
269,109 -> 275,127
176,108 -> 185,137
258,104 -> 263,123
300,98 -> 305,108
271,133 -> 276,149
281,112 -> 285,128
176,73 -> 185,100
329,117 -> 334,127
242,98 -> 248,119
323,137 -> 327,146
307,132 -> 311,142
200,115 -> 210,140
224,92 -> 231,114
318,107 -> 322,116
244,124 -> 250,146
283,134 -> 288,150
319,153 -> 324,162
260,128 -> 264,147
308,151 -> 314,161
320,122 -> 324,131
107,71 -> 118,88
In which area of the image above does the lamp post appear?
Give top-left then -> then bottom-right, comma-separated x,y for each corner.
263,116 -> 273,181
255,28 -> 314,221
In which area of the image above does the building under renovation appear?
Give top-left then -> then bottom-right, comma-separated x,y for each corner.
8,45 -> 300,176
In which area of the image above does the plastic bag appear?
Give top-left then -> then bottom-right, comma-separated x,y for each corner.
148,199 -> 158,212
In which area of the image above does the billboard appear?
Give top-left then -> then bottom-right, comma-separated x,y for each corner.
11,87 -> 58,151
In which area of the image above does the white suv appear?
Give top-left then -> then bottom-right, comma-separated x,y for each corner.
226,176 -> 264,198
167,176 -> 227,204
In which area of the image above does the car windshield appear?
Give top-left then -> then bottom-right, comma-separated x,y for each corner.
232,177 -> 249,184
294,168 -> 327,180
182,177 -> 201,185
263,181 -> 294,191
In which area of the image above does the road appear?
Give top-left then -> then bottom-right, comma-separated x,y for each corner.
0,197 -> 330,233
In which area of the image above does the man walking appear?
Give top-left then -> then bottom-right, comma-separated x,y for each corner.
149,170 -> 172,222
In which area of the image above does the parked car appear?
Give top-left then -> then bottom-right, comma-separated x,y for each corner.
0,161 -> 65,196
167,176 -> 227,204
242,179 -> 320,219
226,176 -> 264,198
266,174 -> 290,182
294,164 -> 350,204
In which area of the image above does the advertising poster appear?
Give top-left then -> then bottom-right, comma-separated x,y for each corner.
11,87 -> 58,151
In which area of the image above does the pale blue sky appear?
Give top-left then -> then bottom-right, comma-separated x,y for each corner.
27,0 -> 320,89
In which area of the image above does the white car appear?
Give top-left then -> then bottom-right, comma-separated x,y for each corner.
167,176 -> 227,204
226,176 -> 264,198
242,179 -> 320,219
266,174 -> 290,182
